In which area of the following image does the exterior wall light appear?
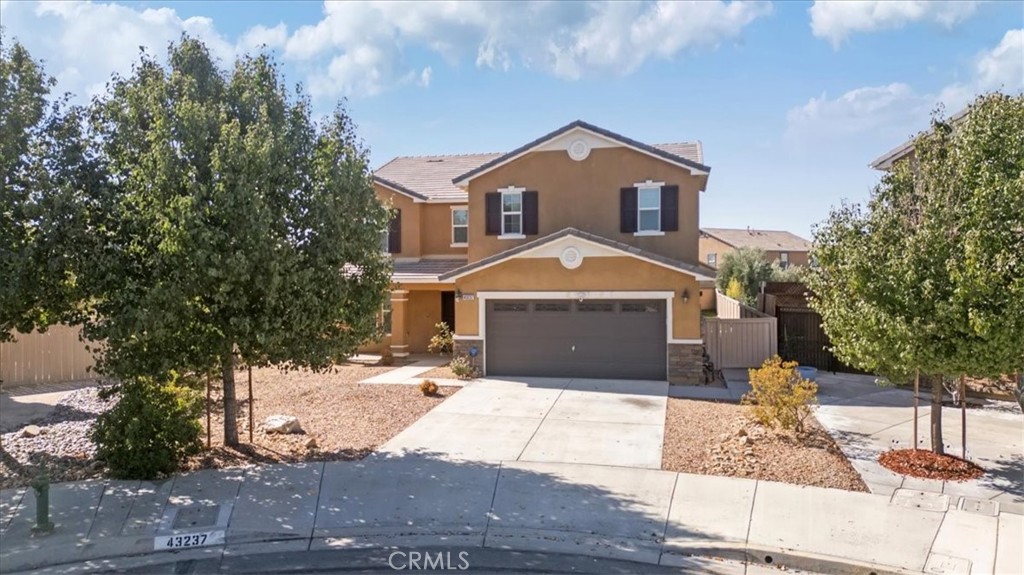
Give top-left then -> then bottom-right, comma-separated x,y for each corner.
681,288 -> 690,303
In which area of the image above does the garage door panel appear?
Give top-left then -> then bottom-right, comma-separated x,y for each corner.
486,299 -> 666,380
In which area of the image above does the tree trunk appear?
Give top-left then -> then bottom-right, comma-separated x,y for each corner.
929,375 -> 944,456
1015,371 -> 1023,413
222,349 -> 239,447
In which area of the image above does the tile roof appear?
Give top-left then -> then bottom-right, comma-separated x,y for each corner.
701,228 -> 811,252
373,121 -> 706,202
440,227 -> 715,282
374,153 -> 502,203
392,258 -> 466,283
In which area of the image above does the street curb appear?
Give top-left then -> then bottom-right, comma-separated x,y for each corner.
2,529 -> 920,574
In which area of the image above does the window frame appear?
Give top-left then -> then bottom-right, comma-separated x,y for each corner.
780,252 -> 789,269
634,180 -> 665,236
707,252 -> 717,267
451,205 -> 468,247
498,186 -> 525,239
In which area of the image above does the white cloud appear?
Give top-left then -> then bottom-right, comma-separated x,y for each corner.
2,1 -> 282,100
284,0 -> 771,97
786,28 -> 1024,144
809,1 -> 981,48
418,66 -> 433,88
237,23 -> 289,53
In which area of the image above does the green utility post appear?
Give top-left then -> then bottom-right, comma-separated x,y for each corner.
30,470 -> 55,534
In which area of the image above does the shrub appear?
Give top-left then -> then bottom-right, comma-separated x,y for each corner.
742,356 -> 818,433
725,278 -> 745,302
449,354 -> 478,380
419,379 -> 439,396
716,247 -> 773,306
427,322 -> 454,355
92,375 -> 203,479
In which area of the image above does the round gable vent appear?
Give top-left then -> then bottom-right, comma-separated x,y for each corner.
567,139 -> 590,161
560,246 -> 583,269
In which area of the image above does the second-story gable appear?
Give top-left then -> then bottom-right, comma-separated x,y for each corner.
455,121 -> 710,265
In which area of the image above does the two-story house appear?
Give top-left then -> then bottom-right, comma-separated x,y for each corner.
698,227 -> 811,269
371,121 -> 716,385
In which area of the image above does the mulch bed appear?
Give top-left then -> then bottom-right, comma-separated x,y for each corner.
879,449 -> 985,482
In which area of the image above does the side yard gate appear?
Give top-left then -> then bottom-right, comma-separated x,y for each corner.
775,306 -> 863,373
704,291 -> 778,369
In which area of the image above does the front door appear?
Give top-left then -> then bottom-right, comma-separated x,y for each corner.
441,291 -> 456,331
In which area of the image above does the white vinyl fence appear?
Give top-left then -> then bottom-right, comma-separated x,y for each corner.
0,325 -> 97,387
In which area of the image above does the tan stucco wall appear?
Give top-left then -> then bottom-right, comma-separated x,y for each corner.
453,256 -> 701,340
375,184 -> 422,258
466,147 -> 706,264
765,250 -> 810,268
406,290 -> 443,352
698,235 -> 733,268
420,203 -> 469,257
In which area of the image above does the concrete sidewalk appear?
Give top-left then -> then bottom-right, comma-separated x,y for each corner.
2,456 -> 1020,574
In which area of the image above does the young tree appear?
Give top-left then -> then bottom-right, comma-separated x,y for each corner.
808,93 -> 1024,453
715,247 -> 773,306
82,37 -> 392,446
0,33 -> 96,339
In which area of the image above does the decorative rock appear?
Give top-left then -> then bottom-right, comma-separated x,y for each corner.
737,428 -> 748,437
305,437 -> 318,450
263,415 -> 302,434
21,425 -> 41,438
739,435 -> 752,446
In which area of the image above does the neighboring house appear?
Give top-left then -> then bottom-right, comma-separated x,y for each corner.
370,120 -> 716,384
698,228 -> 811,269
869,107 -> 970,171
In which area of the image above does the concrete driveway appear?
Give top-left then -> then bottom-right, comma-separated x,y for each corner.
378,377 -> 668,469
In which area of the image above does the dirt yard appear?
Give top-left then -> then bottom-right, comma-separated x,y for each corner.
0,363 -> 454,488
661,398 -> 868,491
190,364 -> 456,469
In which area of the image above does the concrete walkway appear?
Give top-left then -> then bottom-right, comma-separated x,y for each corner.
380,377 -> 668,469
717,368 -> 1024,514
2,456 -> 1020,574
357,356 -> 459,386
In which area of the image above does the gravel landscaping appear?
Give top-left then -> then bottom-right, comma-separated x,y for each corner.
0,364 -> 454,489
661,398 -> 868,492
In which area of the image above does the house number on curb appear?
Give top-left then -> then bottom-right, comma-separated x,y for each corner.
154,529 -> 225,551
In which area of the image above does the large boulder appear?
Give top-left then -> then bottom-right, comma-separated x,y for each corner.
263,415 -> 302,434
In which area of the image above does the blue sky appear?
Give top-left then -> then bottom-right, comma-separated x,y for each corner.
2,1 -> 1022,238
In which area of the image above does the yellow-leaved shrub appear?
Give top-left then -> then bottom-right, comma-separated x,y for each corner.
742,356 -> 818,433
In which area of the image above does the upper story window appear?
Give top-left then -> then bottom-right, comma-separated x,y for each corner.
451,206 -> 468,246
621,181 -> 677,236
779,252 -> 789,269
637,185 -> 661,233
707,252 -> 717,267
501,189 -> 523,237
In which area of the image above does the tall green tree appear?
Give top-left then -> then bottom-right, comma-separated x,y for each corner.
808,93 -> 1024,453
715,247 -> 773,306
82,37 -> 392,446
1,32 -> 95,339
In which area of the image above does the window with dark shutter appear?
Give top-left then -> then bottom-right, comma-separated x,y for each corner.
523,191 -> 539,235
485,192 -> 501,235
661,185 -> 679,232
387,209 -> 402,253
620,187 -> 638,233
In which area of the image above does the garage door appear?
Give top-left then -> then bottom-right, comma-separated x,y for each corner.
486,299 -> 666,380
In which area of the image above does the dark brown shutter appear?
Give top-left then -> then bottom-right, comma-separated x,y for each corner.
485,192 -> 501,235
661,185 -> 679,232
620,187 -> 638,233
523,191 -> 539,235
388,209 -> 402,253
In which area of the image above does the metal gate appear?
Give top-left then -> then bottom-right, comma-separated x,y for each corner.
775,306 -> 864,373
